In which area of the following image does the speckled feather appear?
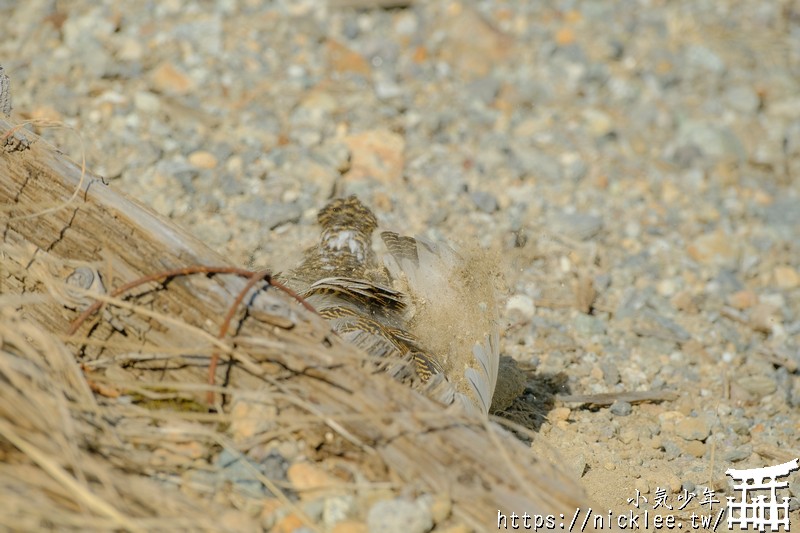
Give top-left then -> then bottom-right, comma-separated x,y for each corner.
276,195 -> 499,415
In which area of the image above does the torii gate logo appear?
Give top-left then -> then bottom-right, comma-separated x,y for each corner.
726,458 -> 799,531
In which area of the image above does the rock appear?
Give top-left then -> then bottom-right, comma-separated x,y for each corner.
465,77 -> 500,104
656,279 -> 677,297
188,150 -> 218,169
470,190 -> 498,213
675,416 -> 711,442
367,498 -> 433,533
774,266 -> 800,289
343,129 -> 405,183
150,61 -> 195,95
687,230 -> 740,266
724,85 -> 760,114
323,495 -> 355,529
664,473 -> 683,494
133,91 -> 161,113
618,428 -> 638,444
600,362 -> 621,386
229,398 -> 278,442
662,439 -> 681,460
749,303 -> 781,334
583,108 -> 614,137
736,374 -> 777,396
762,198 -> 800,229
436,5 -> 513,80
326,39 -> 370,77
610,400 -> 633,416
722,446 -> 752,463
549,212 -> 603,241
685,44 -> 726,74
768,97 -> 800,119
287,462 -> 338,498
674,121 -> 743,163
680,440 -> 706,458
573,313 -> 607,336
562,154 -> 588,182
511,146 -> 561,182
563,452 -> 587,480
631,309 -> 690,343
671,290 -> 699,314
728,289 -> 758,310
208,450 -> 288,499
505,294 -> 535,320
237,199 -> 302,229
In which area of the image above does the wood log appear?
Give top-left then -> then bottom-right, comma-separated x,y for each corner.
0,118 -> 602,530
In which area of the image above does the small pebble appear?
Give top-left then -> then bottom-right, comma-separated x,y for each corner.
722,446 -> 752,463
323,496 -> 355,529
736,374 -> 778,396
610,400 -> 632,416
550,212 -> 604,241
675,416 -> 711,442
367,498 -> 433,533
505,294 -> 535,320
470,190 -> 498,213
188,150 -> 218,169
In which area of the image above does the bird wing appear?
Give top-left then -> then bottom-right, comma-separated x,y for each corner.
380,231 -> 500,416
303,276 -> 406,312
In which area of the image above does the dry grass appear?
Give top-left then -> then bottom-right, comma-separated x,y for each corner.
0,305 -> 262,531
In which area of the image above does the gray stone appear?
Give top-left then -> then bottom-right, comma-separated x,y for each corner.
685,44 -> 726,74
601,362 -> 621,386
470,190 -> 498,213
511,145 -> 561,182
674,121 -> 744,162
632,309 -> 691,343
724,85 -> 760,114
722,446 -> 752,463
763,198 -> 800,229
466,76 -> 500,104
563,156 -> 588,183
736,375 -> 778,396
610,400 -> 632,416
573,313 -> 607,336
238,199 -> 301,228
323,495 -> 355,529
662,439 -> 681,460
505,294 -> 535,320
367,498 -> 433,533
550,212 -> 603,241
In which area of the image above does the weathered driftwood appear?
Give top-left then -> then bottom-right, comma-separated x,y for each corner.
0,118 -> 600,530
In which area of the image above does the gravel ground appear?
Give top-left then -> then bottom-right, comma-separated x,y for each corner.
2,0 -> 799,530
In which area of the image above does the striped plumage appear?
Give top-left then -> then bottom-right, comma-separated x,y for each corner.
276,195 -> 501,416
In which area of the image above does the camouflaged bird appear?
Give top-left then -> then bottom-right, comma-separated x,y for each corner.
276,195 -> 507,416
